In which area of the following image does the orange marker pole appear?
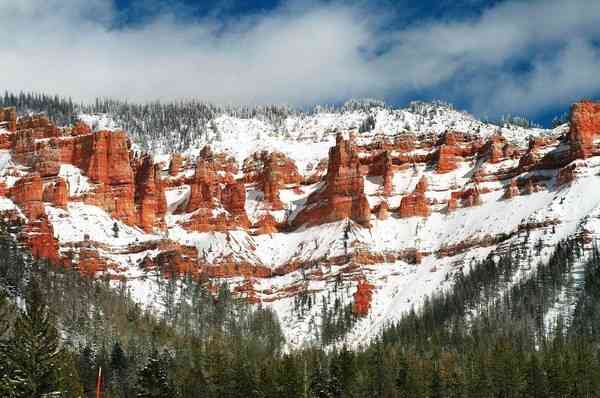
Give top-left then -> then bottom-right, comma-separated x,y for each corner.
96,366 -> 102,398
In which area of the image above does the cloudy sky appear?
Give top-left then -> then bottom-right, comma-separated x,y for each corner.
1,0 -> 599,124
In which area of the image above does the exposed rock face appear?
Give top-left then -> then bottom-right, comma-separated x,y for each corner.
221,182 -> 247,216
134,155 -> 166,232
10,174 -> 45,219
16,114 -> 58,136
436,144 -> 458,173
503,179 -> 520,199
43,178 -> 69,208
255,214 -> 279,235
243,151 -> 302,209
482,133 -> 517,163
9,174 -> 60,262
262,152 -> 302,210
169,153 -> 185,176
292,133 -> 371,228
0,107 -> 16,132
569,100 -> 600,159
71,121 -> 92,136
87,131 -> 134,186
452,187 -> 482,208
399,176 -> 429,218
51,130 -> 139,225
20,217 -> 60,263
517,136 -> 559,171
352,278 -> 375,317
181,154 -> 249,232
375,201 -> 389,220
6,99 -> 600,330
381,151 -> 393,195
186,159 -> 220,212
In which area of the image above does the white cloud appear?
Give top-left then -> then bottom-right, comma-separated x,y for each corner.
0,0 -> 599,117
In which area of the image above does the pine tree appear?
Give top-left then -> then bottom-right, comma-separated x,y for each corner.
4,279 -> 65,397
109,341 -> 129,397
135,349 -> 177,398
0,292 -> 18,396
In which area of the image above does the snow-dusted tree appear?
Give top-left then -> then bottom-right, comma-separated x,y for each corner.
4,280 -> 65,397
135,349 -> 176,398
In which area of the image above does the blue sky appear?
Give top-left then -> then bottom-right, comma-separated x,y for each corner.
2,0 -> 600,126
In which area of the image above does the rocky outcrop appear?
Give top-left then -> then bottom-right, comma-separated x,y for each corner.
503,179 -> 520,199
436,144 -> 458,173
352,278 -> 374,317
20,217 -> 60,263
451,187 -> 482,208
134,155 -> 166,232
0,107 -> 16,132
16,115 -> 58,137
243,151 -> 302,209
10,174 -> 60,262
10,174 -> 45,219
169,153 -> 185,176
381,151 -> 393,195
186,159 -> 220,212
292,133 -> 371,228
569,100 -> 600,159
43,178 -> 69,208
482,133 -> 517,163
71,121 -> 92,136
398,176 -> 429,218
221,181 -> 247,216
375,201 -> 389,220
177,148 -> 250,232
255,214 -> 279,235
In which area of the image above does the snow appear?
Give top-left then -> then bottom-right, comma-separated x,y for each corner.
46,203 -> 158,246
58,164 -> 92,197
78,113 -> 121,132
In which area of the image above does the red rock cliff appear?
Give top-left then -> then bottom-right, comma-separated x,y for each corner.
569,101 -> 600,159
292,133 -> 371,228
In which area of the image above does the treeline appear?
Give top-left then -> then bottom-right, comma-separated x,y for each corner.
0,91 -> 392,153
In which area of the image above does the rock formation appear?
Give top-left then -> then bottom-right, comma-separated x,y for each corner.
569,100 -> 600,159
503,179 -> 520,199
398,176 -> 429,218
0,107 -> 16,132
10,174 -> 45,219
169,153 -> 185,176
292,133 -> 371,228
352,278 -> 375,317
134,155 -> 166,232
43,178 -> 69,208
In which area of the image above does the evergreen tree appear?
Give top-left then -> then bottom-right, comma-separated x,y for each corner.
135,349 -> 177,398
4,280 -> 65,397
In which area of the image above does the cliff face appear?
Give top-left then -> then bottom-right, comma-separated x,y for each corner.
5,99 -> 600,340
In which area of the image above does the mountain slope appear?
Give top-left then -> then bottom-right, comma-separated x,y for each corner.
0,99 -> 598,347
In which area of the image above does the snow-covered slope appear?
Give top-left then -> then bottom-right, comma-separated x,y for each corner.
2,99 -> 597,348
